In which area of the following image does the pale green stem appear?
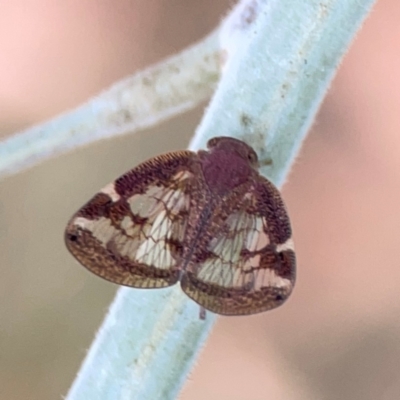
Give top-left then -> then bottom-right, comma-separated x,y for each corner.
0,31 -> 220,180
5,0 -> 375,399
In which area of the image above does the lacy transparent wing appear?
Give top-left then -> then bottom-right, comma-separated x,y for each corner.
181,181 -> 296,315
65,151 -> 194,288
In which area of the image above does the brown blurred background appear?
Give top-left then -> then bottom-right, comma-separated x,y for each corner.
1,1 -> 400,399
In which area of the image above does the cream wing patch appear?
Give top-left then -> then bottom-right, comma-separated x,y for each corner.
135,210 -> 174,269
276,237 -> 294,253
100,182 -> 121,201
193,210 -> 291,292
73,216 -> 142,260
197,211 -> 269,289
72,184 -> 190,269
128,185 -> 189,268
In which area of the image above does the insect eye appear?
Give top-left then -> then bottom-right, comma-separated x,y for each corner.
248,152 -> 256,163
206,137 -> 220,149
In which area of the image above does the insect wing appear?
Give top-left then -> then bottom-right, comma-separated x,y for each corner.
181,177 -> 295,315
65,151 -> 195,289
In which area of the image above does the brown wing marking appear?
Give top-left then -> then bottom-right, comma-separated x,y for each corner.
65,151 -> 195,288
181,179 -> 296,315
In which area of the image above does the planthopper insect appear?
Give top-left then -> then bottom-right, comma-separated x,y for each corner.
65,137 -> 295,317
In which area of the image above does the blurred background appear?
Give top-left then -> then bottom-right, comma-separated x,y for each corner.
1,1 -> 400,399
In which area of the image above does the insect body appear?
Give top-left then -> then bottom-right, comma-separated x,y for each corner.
65,137 -> 295,316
